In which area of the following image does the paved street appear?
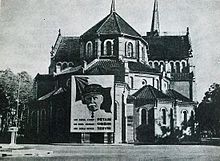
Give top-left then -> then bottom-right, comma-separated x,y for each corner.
1,144 -> 220,161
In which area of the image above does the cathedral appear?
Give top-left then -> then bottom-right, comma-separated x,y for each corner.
29,0 -> 196,144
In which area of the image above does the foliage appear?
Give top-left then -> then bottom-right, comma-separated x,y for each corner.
0,68 -> 33,134
196,83 -> 220,137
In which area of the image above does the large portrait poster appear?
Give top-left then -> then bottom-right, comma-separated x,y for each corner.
70,75 -> 114,132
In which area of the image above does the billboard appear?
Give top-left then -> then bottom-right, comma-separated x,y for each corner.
70,75 -> 114,132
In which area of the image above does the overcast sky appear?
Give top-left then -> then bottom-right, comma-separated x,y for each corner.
0,0 -> 220,101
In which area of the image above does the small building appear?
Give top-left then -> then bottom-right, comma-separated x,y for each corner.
27,0 -> 196,144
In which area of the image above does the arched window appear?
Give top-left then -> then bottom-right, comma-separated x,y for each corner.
162,109 -> 166,124
86,41 -> 93,56
141,109 -> 146,125
106,41 -> 112,56
62,62 -> 68,70
170,62 -> 175,73
142,47 -> 145,61
68,62 -> 74,67
127,42 -> 134,57
142,79 -> 147,86
191,110 -> 194,119
170,109 -> 174,131
149,62 -> 153,67
183,111 -> 187,123
156,79 -> 160,89
154,62 -> 159,70
182,62 -> 186,73
130,76 -> 134,89
41,109 -> 46,128
176,62 -> 180,73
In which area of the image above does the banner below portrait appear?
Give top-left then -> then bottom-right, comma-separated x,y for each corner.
70,75 -> 114,133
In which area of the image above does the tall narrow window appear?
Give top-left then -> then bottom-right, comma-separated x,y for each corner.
62,62 -> 68,70
154,62 -> 159,70
106,41 -> 112,55
170,109 -> 174,131
130,76 -> 134,89
162,109 -> 166,124
141,109 -> 146,125
182,62 -> 186,73
170,62 -> 175,73
176,62 -> 180,73
156,79 -> 160,90
183,111 -> 187,123
41,109 -> 46,128
142,47 -> 145,61
127,42 -> 133,57
86,42 -> 93,56
149,62 -> 152,67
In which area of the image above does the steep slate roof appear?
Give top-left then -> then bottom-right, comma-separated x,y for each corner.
85,59 -> 125,82
128,62 -> 160,74
166,89 -> 193,102
132,85 -> 170,101
143,35 -> 192,61
82,12 -> 141,38
54,36 -> 81,64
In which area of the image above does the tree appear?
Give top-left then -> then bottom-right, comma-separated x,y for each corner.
0,69 -> 33,134
196,83 -> 220,137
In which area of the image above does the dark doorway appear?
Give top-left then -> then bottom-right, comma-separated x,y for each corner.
90,133 -> 104,143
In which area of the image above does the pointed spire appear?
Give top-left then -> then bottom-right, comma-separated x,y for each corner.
110,0 -> 116,13
150,0 -> 160,36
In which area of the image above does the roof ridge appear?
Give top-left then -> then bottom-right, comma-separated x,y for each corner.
96,13 -> 113,34
115,12 -> 141,37
149,85 -> 157,100
113,12 -> 121,33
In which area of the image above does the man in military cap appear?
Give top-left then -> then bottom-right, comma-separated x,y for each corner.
82,84 -> 112,118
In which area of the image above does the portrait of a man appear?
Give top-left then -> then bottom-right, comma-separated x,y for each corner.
71,75 -> 114,132
82,84 -> 112,118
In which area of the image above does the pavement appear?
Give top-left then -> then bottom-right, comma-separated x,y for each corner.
1,143 -> 220,160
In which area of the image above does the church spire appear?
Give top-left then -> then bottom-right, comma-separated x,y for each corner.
150,0 -> 160,36
110,0 -> 116,13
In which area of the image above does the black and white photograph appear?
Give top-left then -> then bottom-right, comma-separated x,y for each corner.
0,0 -> 220,160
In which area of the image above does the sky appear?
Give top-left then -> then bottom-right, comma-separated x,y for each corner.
0,0 -> 220,102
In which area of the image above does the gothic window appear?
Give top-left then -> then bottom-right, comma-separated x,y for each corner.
62,62 -> 68,70
68,62 -> 74,67
142,47 -> 145,61
86,41 -> 93,56
41,109 -> 46,128
182,61 -> 186,73
127,42 -> 134,57
170,108 -> 174,131
176,62 -> 180,73
170,62 -> 175,73
141,109 -> 147,125
156,79 -> 160,90
183,110 -> 188,123
154,62 -> 159,70
130,76 -> 134,89
106,41 -> 112,55
162,109 -> 166,124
